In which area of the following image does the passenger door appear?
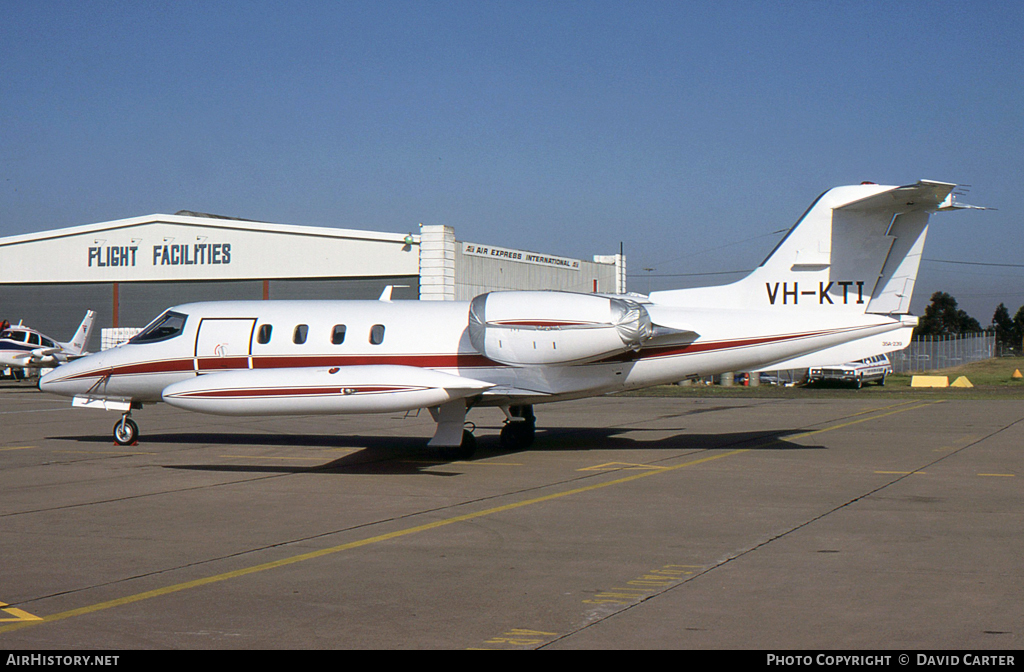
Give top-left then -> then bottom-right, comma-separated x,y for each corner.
194,318 -> 256,372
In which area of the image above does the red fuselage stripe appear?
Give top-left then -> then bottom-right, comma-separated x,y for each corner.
172,385 -> 422,399
54,326 -> 862,381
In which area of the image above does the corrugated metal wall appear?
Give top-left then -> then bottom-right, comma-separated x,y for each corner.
454,248 -> 618,300
0,276 -> 418,353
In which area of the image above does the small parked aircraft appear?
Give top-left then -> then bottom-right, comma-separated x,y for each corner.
39,181 -> 982,453
1,311 -> 95,378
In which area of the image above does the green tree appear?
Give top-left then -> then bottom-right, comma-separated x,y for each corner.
914,291 -> 982,337
991,303 -> 1019,352
1014,305 -> 1024,352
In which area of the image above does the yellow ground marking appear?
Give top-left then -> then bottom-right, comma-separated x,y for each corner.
54,450 -> 155,456
578,462 -> 671,472
0,446 -> 35,452
0,449 -> 749,635
481,627 -> 560,647
401,459 -> 524,466
0,400 -> 940,636
935,436 -> 981,452
785,402 -> 941,442
441,461 -> 525,467
978,473 -> 1016,478
0,602 -> 42,623
220,454 -> 328,461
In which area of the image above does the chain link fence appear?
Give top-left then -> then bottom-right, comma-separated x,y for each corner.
889,333 -> 996,373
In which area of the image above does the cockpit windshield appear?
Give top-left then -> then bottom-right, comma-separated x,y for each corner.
129,311 -> 188,344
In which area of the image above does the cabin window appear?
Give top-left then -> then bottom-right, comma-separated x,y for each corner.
331,324 -> 347,345
41,337 -> 57,348
257,324 -> 273,345
28,333 -> 40,346
130,311 -> 188,344
293,324 -> 308,345
369,324 -> 385,345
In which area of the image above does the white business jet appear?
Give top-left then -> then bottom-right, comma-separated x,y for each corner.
40,181 -> 981,453
1,311 -> 95,378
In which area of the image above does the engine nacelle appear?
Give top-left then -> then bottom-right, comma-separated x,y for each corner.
468,291 -> 652,366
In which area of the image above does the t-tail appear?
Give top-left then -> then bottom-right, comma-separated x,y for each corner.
648,180 -> 985,368
651,180 -> 979,315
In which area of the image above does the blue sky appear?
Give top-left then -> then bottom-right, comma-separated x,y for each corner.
2,1 -> 1021,320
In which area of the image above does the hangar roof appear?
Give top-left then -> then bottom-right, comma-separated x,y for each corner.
0,213 -> 421,284
0,213 -> 417,247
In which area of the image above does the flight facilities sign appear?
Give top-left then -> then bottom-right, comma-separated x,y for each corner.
87,242 -> 232,268
0,217 -> 420,284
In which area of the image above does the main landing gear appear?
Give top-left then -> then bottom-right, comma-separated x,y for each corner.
428,401 -> 536,459
500,405 -> 536,451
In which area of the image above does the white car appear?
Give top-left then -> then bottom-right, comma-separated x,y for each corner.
808,354 -> 892,389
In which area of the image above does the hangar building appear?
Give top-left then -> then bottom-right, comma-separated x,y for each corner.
0,212 -> 625,350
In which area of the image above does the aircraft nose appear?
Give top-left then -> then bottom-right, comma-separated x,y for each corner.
38,366 -> 61,393
38,356 -> 95,397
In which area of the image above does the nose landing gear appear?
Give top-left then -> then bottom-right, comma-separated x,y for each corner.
113,413 -> 139,446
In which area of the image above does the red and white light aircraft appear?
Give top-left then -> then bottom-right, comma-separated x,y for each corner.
40,180 -> 981,454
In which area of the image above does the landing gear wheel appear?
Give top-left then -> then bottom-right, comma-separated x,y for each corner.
500,405 -> 536,451
113,417 -> 139,446
459,429 -> 476,458
500,421 -> 535,451
441,430 -> 477,460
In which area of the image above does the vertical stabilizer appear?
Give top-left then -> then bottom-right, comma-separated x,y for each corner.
650,180 -> 959,315
63,310 -> 96,355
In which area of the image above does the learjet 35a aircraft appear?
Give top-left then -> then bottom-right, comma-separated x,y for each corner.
1,311 -> 95,378
40,180 -> 983,454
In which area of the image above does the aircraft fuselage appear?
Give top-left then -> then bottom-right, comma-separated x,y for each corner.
40,297 -> 905,409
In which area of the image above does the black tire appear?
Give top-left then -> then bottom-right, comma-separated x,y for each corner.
461,429 -> 476,456
113,418 -> 139,446
440,430 -> 476,460
500,421 -> 535,451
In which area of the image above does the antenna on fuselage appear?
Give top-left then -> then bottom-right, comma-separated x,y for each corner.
378,285 -> 410,302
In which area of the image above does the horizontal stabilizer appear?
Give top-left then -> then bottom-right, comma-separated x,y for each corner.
836,180 -> 956,213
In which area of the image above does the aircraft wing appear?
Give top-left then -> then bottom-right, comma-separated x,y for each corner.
13,347 -> 62,364
161,365 -> 495,416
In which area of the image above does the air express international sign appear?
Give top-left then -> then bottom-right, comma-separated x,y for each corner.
462,242 -> 581,270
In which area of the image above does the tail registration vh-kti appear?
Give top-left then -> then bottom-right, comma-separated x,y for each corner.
40,180 -> 984,455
